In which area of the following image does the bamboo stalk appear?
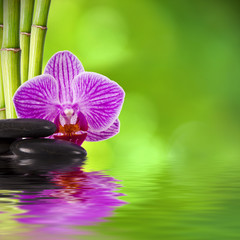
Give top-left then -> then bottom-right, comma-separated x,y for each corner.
20,0 -> 35,84
28,0 -> 51,79
1,0 -> 21,119
0,0 -> 5,119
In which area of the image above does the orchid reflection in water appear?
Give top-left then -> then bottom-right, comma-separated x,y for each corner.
13,51 -> 125,145
15,169 -> 126,234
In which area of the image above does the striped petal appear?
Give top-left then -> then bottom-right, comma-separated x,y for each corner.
72,72 -> 125,131
44,51 -> 85,103
86,119 -> 120,142
13,75 -> 61,121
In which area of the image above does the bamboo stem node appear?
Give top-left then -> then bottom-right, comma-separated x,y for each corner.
1,0 -> 21,118
1,48 -> 21,52
32,24 -> 47,30
28,0 -> 51,79
21,32 -> 31,36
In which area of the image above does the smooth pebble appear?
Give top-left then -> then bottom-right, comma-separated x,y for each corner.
0,118 -> 57,138
0,138 -> 16,154
10,139 -> 87,173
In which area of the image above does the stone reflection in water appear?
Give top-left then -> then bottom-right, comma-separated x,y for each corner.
0,170 -> 58,235
1,167 -> 126,237
0,146 -> 126,237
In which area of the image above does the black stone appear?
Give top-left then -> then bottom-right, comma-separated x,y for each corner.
0,118 -> 57,138
10,139 -> 87,174
0,151 -> 15,160
0,138 -> 15,154
0,152 -> 16,175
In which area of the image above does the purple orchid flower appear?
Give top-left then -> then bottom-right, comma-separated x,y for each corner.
13,51 -> 125,145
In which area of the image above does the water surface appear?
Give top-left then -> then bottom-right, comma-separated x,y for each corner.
1,155 -> 240,240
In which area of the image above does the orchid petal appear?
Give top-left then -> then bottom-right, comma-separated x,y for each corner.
86,119 -> 120,142
44,51 -> 85,103
13,75 -> 61,121
72,72 -> 125,131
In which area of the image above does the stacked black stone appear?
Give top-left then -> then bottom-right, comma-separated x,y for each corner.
0,119 -> 87,175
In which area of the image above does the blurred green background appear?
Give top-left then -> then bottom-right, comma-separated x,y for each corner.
42,1 -> 240,239
44,0 -> 240,171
